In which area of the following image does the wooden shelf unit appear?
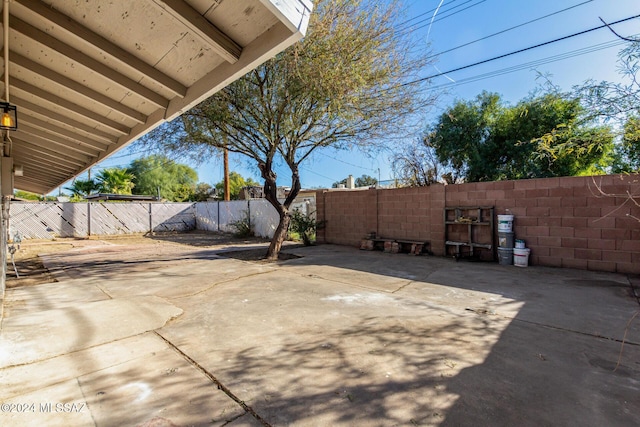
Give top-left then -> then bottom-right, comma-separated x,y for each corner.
444,206 -> 495,260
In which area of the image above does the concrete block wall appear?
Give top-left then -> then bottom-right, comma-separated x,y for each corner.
316,185 -> 446,256
316,189 -> 376,247
315,174 -> 640,274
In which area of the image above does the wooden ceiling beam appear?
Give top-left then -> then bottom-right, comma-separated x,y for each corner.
10,53 -> 146,125
10,77 -> 133,134
10,15 -> 169,108
14,0 -> 187,98
152,0 -> 242,63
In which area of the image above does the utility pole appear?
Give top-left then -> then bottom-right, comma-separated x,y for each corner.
223,145 -> 230,201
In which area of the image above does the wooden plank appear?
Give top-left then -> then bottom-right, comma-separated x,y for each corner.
11,16 -> 169,108
16,0 -> 187,97
153,0 -> 242,63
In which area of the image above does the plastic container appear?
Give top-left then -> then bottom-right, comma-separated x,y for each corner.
498,231 -> 514,248
497,214 -> 514,232
515,239 -> 525,249
513,247 -> 530,267
497,247 -> 513,265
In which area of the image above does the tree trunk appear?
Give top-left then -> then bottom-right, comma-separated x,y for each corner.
266,211 -> 290,261
259,161 -> 301,261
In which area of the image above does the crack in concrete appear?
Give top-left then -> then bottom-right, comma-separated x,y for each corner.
95,284 -> 113,300
627,275 -> 640,307
510,317 -> 640,347
392,281 -> 416,294
154,331 -> 271,427
221,412 -> 253,426
76,376 -> 99,427
172,270 -> 276,299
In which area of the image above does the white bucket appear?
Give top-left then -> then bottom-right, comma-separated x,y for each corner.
497,215 -> 514,232
515,239 -> 525,249
513,248 -> 530,267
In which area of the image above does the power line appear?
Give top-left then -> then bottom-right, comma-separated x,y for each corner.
429,37 -> 630,90
395,0 -> 461,28
396,0 -> 488,37
300,166 -> 338,183
317,151 -> 376,172
399,13 -> 640,88
432,0 -> 594,58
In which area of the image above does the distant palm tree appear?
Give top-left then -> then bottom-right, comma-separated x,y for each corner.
96,168 -> 135,194
65,179 -> 100,198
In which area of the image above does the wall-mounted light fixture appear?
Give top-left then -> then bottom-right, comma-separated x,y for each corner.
0,102 -> 17,131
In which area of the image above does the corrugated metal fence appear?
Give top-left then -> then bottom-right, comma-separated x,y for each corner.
8,199 -> 314,240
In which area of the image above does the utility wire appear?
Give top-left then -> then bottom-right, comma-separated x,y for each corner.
396,0 -> 461,28
300,165 -> 339,183
317,151 -> 377,172
398,13 -> 640,89
429,37 -> 630,90
432,0 -> 594,58
396,0 -> 488,36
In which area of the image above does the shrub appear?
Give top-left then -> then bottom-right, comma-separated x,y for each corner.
230,210 -> 253,238
290,209 -> 324,246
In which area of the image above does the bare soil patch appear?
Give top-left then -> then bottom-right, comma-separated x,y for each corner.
6,241 -> 74,287
4,231 -> 297,287
146,230 -> 271,247
219,248 -> 302,263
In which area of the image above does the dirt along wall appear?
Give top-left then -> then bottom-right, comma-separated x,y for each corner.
315,174 -> 640,274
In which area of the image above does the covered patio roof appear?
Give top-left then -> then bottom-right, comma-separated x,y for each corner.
2,0 -> 311,194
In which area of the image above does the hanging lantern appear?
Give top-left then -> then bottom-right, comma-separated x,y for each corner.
0,102 -> 17,131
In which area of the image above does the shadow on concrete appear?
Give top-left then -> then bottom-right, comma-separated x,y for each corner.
6,239 -> 638,426
268,245 -> 640,425
146,229 -> 270,247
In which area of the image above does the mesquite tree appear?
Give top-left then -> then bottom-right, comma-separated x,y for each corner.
142,0 -> 436,259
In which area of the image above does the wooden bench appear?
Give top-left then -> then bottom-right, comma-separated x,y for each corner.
360,238 -> 429,255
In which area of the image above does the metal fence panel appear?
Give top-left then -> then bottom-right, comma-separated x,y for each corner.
151,203 -> 195,232
195,202 -> 219,232
217,201 -> 250,233
9,203 -> 88,238
249,199 -> 279,238
89,203 -> 151,235
10,202 -> 196,238
11,200 -> 313,240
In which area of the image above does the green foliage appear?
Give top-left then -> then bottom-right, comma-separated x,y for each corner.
355,175 -> 378,187
575,41 -> 640,172
289,209 -> 324,246
426,91 -> 614,182
331,178 -> 347,188
140,0 -> 436,259
14,190 -> 44,201
229,210 -> 253,238
129,155 -> 198,201
610,116 -> 640,173
95,168 -> 135,194
193,182 -> 216,202
214,171 -> 259,200
65,179 -> 100,199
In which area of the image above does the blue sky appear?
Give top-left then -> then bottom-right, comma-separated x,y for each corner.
67,0 -> 640,192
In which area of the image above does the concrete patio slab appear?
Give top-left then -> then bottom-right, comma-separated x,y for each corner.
1,237 -> 638,426
76,340 -> 245,427
0,296 -> 182,367
0,332 -> 245,426
0,334 -> 168,399
0,378 -> 95,427
2,281 -> 109,317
